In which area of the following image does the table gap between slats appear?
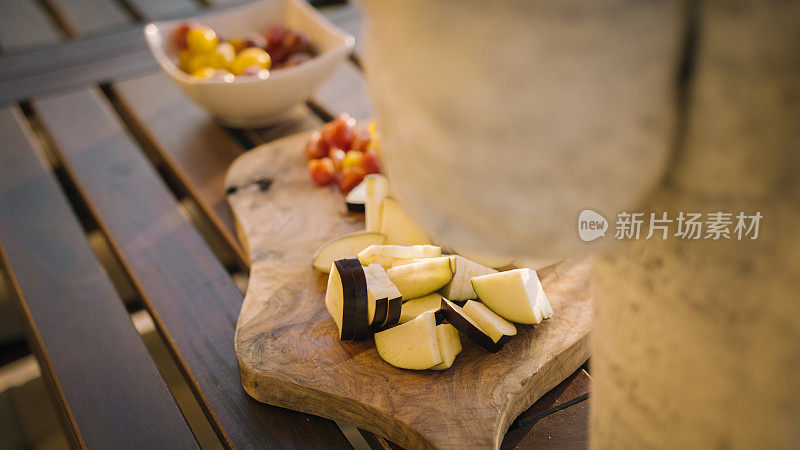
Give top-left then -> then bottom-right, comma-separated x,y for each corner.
30,87 -> 352,449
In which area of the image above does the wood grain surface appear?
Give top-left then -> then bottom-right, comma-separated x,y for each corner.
111,72 -> 249,268
0,107 -> 198,449
33,89 -> 352,449
227,131 -> 592,449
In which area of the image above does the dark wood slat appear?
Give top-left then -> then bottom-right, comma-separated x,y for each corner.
111,72 -> 250,268
0,48 -> 156,105
501,399 -> 589,449
126,0 -> 202,21
44,0 -> 130,37
33,88 -> 351,449
205,0 -> 251,7
0,0 -> 63,51
0,107 -> 198,449
111,72 -> 325,268
0,26 -> 144,80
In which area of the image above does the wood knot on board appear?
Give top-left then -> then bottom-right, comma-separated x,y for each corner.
256,178 -> 272,192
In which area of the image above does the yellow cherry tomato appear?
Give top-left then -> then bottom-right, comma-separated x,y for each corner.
228,37 -> 247,53
181,52 -> 210,74
191,67 -> 217,79
229,47 -> 271,75
210,42 -> 236,70
178,49 -> 192,71
342,150 -> 364,169
186,26 -> 218,54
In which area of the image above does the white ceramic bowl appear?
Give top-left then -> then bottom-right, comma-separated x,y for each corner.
144,0 -> 354,128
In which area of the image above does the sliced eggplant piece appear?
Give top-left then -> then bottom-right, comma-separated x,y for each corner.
441,298 -> 508,353
399,293 -> 443,324
386,256 -> 453,299
383,294 -> 402,329
365,174 -> 389,231
357,244 -> 441,269
462,300 -> 517,343
374,311 -> 442,370
345,179 -> 368,212
430,324 -> 462,370
371,298 -> 388,329
363,263 -> 402,331
440,255 -> 497,301
341,258 -> 370,341
379,197 -> 431,245
312,231 -> 386,273
471,268 -> 552,324
327,260 -> 357,340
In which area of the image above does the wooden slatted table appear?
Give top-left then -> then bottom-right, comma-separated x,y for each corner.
0,1 -> 590,448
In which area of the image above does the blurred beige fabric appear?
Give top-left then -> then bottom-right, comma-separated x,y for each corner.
362,0 -> 800,447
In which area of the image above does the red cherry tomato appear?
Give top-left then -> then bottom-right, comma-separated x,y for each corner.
305,132 -> 329,159
321,115 -> 356,150
171,22 -> 194,50
338,166 -> 366,193
351,129 -> 371,152
329,148 -> 346,171
308,158 -> 335,186
265,24 -> 288,49
362,147 -> 381,174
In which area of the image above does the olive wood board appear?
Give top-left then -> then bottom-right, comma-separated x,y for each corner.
225,131 -> 592,449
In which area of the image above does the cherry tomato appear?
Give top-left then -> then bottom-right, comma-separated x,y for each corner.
321,115 -> 356,150
362,147 -> 381,174
338,166 -> 366,193
308,158 -> 335,186
191,67 -> 217,79
181,51 -> 210,74
265,24 -> 288,49
171,22 -> 194,50
351,129 -> 371,152
210,42 -> 235,70
305,132 -> 328,159
342,150 -> 364,169
230,47 -> 271,75
186,26 -> 218,54
329,148 -> 346,171
282,31 -> 312,55
230,32 -> 267,53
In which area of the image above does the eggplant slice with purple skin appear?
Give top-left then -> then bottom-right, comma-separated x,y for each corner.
370,297 -> 389,331
333,259 -> 358,340
383,297 -> 402,329
441,298 -> 509,353
344,258 -> 371,341
335,258 -> 370,341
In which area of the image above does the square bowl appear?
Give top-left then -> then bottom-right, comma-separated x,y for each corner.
144,0 -> 354,128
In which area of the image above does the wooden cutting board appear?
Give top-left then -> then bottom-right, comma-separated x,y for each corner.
225,131 -> 592,449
